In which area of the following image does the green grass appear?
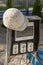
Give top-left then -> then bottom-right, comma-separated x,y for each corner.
14,5 -> 33,9
29,5 -> 33,8
0,6 -> 7,11
13,5 -> 26,9
0,5 -> 33,11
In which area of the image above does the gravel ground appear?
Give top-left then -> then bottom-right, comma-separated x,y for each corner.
0,23 -> 43,65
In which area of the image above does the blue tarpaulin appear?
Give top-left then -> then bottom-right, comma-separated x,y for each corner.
26,49 -> 43,65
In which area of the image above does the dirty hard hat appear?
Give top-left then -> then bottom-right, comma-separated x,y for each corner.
3,8 -> 28,31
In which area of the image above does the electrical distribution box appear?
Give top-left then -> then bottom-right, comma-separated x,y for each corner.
11,16 -> 41,55
11,18 -> 34,55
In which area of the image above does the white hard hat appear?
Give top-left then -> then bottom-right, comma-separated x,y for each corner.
3,8 -> 28,31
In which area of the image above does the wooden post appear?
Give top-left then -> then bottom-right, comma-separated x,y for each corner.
10,30 -> 15,55
34,20 -> 40,51
4,28 -> 12,65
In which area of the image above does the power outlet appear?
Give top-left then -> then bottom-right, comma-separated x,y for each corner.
13,44 -> 18,54
27,42 -> 33,52
20,43 -> 26,53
